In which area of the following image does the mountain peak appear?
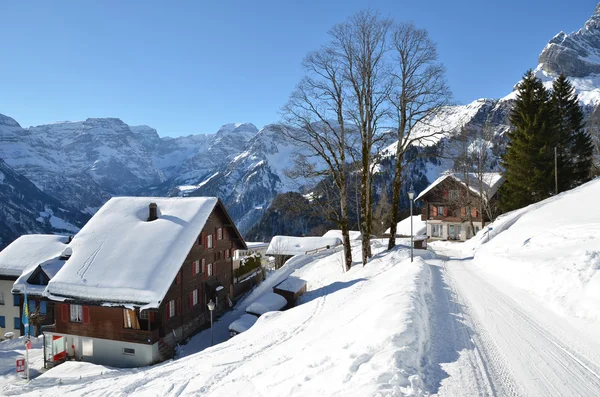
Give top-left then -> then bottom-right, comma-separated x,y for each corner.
538,3 -> 600,77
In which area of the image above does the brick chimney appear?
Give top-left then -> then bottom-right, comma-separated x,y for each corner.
148,203 -> 158,221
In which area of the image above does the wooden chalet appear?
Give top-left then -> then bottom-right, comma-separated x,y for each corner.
417,173 -> 504,241
40,197 -> 246,368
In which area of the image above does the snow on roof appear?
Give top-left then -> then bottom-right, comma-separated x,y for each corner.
228,314 -> 258,334
321,230 -> 361,240
45,197 -> 219,307
416,172 -> 505,202
0,235 -> 69,278
384,216 -> 427,237
245,242 -> 270,249
274,277 -> 307,293
13,257 -> 67,296
266,236 -> 342,256
245,292 -> 288,316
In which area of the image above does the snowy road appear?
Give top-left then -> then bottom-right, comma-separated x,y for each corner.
428,249 -> 600,396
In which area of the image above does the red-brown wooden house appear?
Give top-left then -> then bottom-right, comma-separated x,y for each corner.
41,197 -> 246,368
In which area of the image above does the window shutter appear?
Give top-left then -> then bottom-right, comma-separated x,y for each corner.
231,247 -> 235,257
443,189 -> 448,198
432,206 -> 437,216
176,272 -> 181,284
472,207 -> 478,217
461,207 -> 466,216
444,207 -> 449,216
176,298 -> 181,315
150,311 -> 155,322
61,304 -> 69,322
202,258 -> 206,273
82,306 -> 91,324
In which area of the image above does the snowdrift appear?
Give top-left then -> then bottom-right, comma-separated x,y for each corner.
469,178 -> 600,323
6,243 -> 436,397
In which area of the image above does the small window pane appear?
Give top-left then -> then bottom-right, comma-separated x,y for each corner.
0,292 -> 4,305
0,316 -> 5,328
70,304 -> 82,322
82,338 -> 93,356
123,347 -> 135,355
14,317 -> 20,329
40,301 -> 47,315
13,295 -> 19,306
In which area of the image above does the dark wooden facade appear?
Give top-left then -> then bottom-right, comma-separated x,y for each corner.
419,177 -> 487,224
52,202 -> 246,348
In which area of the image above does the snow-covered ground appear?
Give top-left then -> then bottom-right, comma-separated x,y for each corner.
1,241 -> 436,396
464,177 -> 600,323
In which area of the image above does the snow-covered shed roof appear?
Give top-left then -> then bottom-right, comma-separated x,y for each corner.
245,242 -> 270,250
45,197 -> 226,308
0,235 -> 69,278
416,172 -> 505,202
384,216 -> 427,237
322,230 -> 362,240
228,314 -> 258,334
274,276 -> 307,294
266,236 -> 342,256
245,292 -> 288,316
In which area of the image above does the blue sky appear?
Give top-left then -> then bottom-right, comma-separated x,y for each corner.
0,1 -> 597,137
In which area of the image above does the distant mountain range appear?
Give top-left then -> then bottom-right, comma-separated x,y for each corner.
2,4 -> 600,249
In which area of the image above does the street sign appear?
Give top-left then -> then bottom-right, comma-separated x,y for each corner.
16,358 -> 25,373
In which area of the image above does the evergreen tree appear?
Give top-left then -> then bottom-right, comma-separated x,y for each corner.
500,70 -> 558,212
551,74 -> 593,191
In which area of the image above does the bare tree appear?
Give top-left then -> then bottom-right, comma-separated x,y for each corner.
587,108 -> 600,177
331,11 -> 393,264
387,22 -> 452,250
282,45 -> 355,271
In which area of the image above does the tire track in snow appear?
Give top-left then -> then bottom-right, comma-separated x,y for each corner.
444,257 -> 600,397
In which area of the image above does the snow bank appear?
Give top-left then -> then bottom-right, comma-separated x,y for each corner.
7,241 -> 436,396
385,215 -> 427,237
469,178 -> 600,323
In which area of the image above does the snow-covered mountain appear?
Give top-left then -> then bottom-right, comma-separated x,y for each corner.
0,158 -> 86,249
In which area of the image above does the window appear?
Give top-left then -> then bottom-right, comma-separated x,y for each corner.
139,310 -> 149,320
432,224 -> 442,237
225,249 -> 229,259
475,226 -> 481,234
191,289 -> 198,307
193,260 -> 200,276
14,317 -> 20,330
28,300 -> 36,313
437,206 -> 445,217
201,258 -> 206,273
40,301 -> 47,315
123,347 -> 135,356
207,263 -> 213,277
168,300 -> 175,319
0,316 -> 5,328
207,235 -> 213,249
70,304 -> 82,322
217,228 -> 223,240
82,339 -> 93,356
13,295 -> 19,306
449,190 -> 459,200
0,292 -> 4,305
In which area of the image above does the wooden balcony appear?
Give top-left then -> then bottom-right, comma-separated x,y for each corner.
121,327 -> 160,345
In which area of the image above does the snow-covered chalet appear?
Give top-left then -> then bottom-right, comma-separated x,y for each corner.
417,173 -> 505,241
41,197 -> 247,368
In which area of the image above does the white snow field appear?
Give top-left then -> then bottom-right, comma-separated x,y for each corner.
2,241 -> 437,396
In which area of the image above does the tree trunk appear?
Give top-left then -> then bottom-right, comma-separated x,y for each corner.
388,154 -> 404,249
361,144 -> 370,265
340,180 -> 352,271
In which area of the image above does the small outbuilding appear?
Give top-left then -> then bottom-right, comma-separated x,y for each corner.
266,236 -> 342,268
384,215 -> 427,238
245,292 -> 288,317
273,277 -> 307,309
228,314 -> 258,338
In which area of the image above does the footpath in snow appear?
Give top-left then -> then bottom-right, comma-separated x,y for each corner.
1,240 -> 438,397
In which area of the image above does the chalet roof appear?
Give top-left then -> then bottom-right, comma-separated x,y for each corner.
384,216 -> 427,237
322,230 -> 362,240
416,172 -> 505,202
13,257 -> 66,296
266,236 -> 342,256
0,234 -> 69,278
44,197 -> 228,308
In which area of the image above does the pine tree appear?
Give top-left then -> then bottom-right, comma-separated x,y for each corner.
551,74 -> 593,191
500,70 -> 558,212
